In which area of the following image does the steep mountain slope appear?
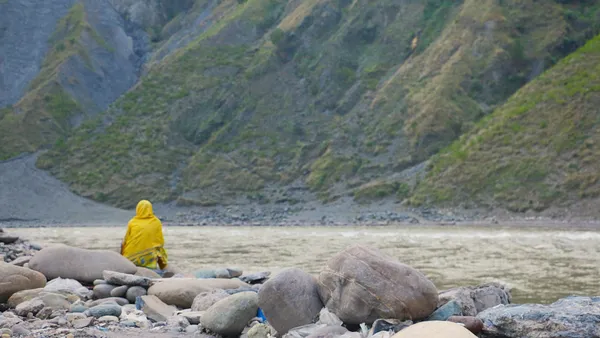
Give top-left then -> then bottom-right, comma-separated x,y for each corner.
35,0 -> 600,209
412,32 -> 600,213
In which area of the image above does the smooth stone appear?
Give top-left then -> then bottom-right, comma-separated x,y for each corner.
240,272 -> 271,284
448,316 -> 484,334
0,236 -> 18,244
226,287 -> 258,295
148,278 -> 248,308
0,262 -> 47,303
93,284 -> 117,299
15,298 -> 45,316
73,317 -> 94,329
427,300 -> 463,321
194,269 -> 217,279
126,286 -> 147,303
10,324 -> 30,337
477,296 -> 600,337
214,268 -> 231,279
438,282 -> 511,317
103,270 -> 152,287
98,315 -> 119,323
191,289 -> 229,312
258,268 -> 323,334
93,280 -> 107,285
85,303 -> 122,318
135,267 -> 161,279
44,278 -> 84,295
227,268 -> 243,278
201,292 -> 259,336
88,297 -> 129,307
29,245 -> 137,284
392,321 -> 476,337
110,285 -> 129,298
138,295 -> 177,322
7,288 -> 44,308
318,245 -> 438,325
9,256 -> 32,267
39,292 -> 73,309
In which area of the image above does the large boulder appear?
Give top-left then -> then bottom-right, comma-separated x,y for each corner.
258,268 -> 323,334
0,262 -> 47,303
317,245 -> 438,325
391,321 -> 477,338
477,296 -> 600,337
28,245 -> 137,284
201,292 -> 259,336
438,282 -> 511,316
148,279 -> 248,308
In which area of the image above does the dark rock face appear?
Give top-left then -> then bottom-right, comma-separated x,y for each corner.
477,296 -> 600,338
0,0 -> 77,108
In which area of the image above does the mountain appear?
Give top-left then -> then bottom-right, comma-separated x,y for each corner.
1,0 -> 600,211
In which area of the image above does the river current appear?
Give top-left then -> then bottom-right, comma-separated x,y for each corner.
13,225 -> 600,304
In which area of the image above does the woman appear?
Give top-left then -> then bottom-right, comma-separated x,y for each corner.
121,200 -> 168,275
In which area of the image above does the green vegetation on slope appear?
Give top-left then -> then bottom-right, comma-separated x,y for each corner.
37,0 -> 600,209
412,33 -> 600,212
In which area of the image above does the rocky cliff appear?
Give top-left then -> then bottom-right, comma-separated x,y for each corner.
2,0 -> 600,213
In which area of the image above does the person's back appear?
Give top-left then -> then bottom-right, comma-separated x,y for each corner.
121,200 -> 168,274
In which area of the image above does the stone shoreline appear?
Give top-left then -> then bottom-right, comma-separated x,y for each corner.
1,228 -> 599,338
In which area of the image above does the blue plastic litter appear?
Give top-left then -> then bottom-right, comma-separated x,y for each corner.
257,308 -> 267,323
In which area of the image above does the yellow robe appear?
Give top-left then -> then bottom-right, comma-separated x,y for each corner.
121,200 -> 168,270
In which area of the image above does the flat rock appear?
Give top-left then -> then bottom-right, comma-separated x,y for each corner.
110,285 -> 129,298
85,303 -> 122,318
148,278 -> 248,308
28,245 -> 137,284
391,321 -> 477,338
201,292 -> 259,336
103,270 -> 152,287
0,236 -> 18,244
259,268 -> 323,335
0,262 -> 47,303
7,288 -> 44,308
98,315 -> 119,323
126,286 -> 147,303
240,272 -> 271,284
73,317 -> 94,329
438,282 -> 511,317
180,311 -> 203,325
88,297 -> 129,307
477,296 -> 600,337
427,300 -> 463,321
94,284 -> 117,299
15,298 -> 45,316
192,289 -> 229,312
318,245 -> 438,325
138,295 -> 177,322
9,256 -> 32,267
135,267 -> 161,279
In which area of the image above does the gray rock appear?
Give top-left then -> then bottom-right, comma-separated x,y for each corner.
306,326 -> 349,338
148,278 -> 248,308
69,304 -> 88,313
9,256 -> 32,267
258,268 -> 323,334
103,270 -> 152,287
94,280 -> 107,285
427,300 -> 463,321
94,284 -> 117,299
392,321 -> 477,338
126,286 -> 147,303
191,289 -> 229,312
318,245 -> 438,325
29,245 -> 137,284
35,307 -> 54,320
138,295 -> 177,322
438,282 -> 512,317
0,236 -> 18,244
180,311 -> 203,325
98,315 -> 119,323
44,278 -> 90,299
478,296 -> 600,338
7,288 -> 44,308
167,315 -> 190,329
88,297 -> 129,307
0,262 -> 47,303
110,285 -> 129,298
135,267 -> 161,279
194,269 -> 217,279
226,287 -> 259,295
186,324 -> 199,333
85,303 -> 122,318
240,272 -> 271,284
15,298 -> 45,316
66,313 -> 86,322
0,316 -> 22,329
201,292 -> 259,336
73,317 -> 94,329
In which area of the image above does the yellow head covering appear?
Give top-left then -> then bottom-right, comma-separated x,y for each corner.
121,200 -> 168,269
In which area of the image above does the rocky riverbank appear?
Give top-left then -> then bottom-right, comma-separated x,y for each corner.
1,228 -> 599,338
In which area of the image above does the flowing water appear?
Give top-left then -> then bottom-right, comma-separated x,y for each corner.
12,225 -> 600,305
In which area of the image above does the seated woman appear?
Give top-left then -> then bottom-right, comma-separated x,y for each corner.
120,200 -> 168,276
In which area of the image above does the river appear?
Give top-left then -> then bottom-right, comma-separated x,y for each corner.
12,225 -> 600,305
